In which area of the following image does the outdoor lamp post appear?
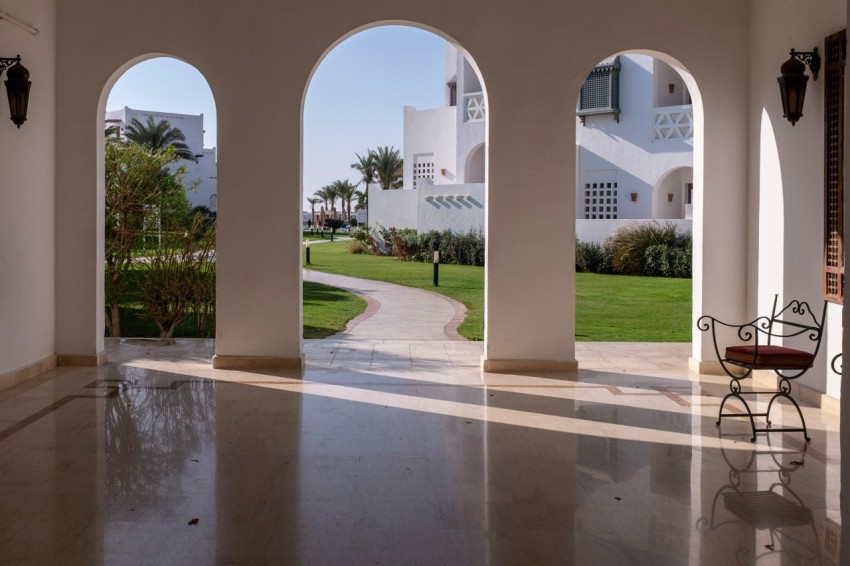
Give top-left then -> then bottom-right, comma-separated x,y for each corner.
777,48 -> 820,126
0,55 -> 31,128
433,250 -> 439,287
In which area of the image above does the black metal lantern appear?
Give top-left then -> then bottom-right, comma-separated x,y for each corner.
4,58 -> 30,128
777,48 -> 820,126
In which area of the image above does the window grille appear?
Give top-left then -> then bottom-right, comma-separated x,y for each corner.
824,30 -> 845,303
583,182 -> 618,219
413,154 -> 434,190
577,57 -> 621,124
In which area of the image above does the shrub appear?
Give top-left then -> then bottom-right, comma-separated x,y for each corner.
348,241 -> 369,254
605,222 -> 679,275
576,240 -> 612,274
643,239 -> 693,279
369,227 -> 486,266
352,227 -> 371,246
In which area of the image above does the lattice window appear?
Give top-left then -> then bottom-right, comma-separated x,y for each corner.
412,154 -> 434,190
824,30 -> 846,304
583,182 -> 619,219
577,57 -> 621,124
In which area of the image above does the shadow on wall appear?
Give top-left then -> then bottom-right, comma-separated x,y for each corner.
426,197 -> 483,209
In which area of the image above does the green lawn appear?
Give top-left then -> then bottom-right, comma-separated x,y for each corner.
304,240 -> 485,339
304,240 -> 692,341
302,281 -> 367,338
575,272 -> 691,341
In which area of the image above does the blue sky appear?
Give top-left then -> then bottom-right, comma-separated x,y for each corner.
106,26 -> 447,208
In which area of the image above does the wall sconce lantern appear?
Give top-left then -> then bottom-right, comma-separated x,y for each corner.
667,193 -> 674,202
630,192 -> 638,202
0,55 -> 31,128
668,83 -> 675,94
777,48 -> 820,126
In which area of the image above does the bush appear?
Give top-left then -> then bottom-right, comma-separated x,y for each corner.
577,223 -> 691,278
348,241 -> 369,254
606,222 -> 679,276
576,241 -> 612,274
371,227 -> 485,266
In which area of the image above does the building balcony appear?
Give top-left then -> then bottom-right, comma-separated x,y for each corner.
653,104 -> 693,141
464,91 -> 486,122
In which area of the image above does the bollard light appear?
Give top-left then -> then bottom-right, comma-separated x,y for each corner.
305,240 -> 311,265
433,250 -> 440,287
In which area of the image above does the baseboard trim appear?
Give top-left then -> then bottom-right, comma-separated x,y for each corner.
212,354 -> 305,370
57,352 -> 108,367
688,357 -> 745,376
0,355 -> 58,392
482,356 -> 578,374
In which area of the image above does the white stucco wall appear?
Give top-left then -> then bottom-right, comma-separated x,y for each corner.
418,182 -> 485,233
368,186 -> 418,230
749,0 -> 845,396
0,0 -> 56,378
402,105 -> 456,188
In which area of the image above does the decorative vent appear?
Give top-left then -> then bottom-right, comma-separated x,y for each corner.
824,29 -> 846,304
413,154 -> 434,190
583,181 -> 618,219
577,57 -> 621,124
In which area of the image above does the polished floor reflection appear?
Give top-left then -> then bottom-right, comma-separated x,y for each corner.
0,339 -> 841,565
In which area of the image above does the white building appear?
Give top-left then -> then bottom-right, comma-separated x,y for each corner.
104,107 -> 218,211
370,48 -> 694,242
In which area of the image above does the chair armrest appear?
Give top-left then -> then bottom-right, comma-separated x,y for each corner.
696,315 -> 771,378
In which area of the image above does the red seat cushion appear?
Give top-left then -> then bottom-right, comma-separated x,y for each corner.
724,345 -> 814,369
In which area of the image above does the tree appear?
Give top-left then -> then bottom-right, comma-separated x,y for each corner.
104,141 -> 187,337
306,196 -> 322,225
315,185 -> 339,219
350,152 -> 375,225
354,189 -> 368,211
138,215 -> 216,339
370,146 -> 403,190
124,116 -> 198,162
331,179 -> 357,223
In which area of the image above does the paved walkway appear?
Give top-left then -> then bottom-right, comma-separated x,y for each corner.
304,269 -> 467,341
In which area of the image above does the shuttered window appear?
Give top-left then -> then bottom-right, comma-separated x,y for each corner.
824,30 -> 846,303
577,57 -> 621,124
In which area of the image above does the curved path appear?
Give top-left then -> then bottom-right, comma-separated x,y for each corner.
304,269 -> 467,341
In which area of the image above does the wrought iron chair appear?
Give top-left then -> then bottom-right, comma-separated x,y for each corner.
697,295 -> 827,443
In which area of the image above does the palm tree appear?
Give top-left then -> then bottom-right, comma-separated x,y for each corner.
350,152 -> 375,225
315,185 -> 339,219
124,116 -> 198,162
354,189 -> 367,211
306,196 -> 322,226
370,146 -> 403,190
331,180 -> 357,223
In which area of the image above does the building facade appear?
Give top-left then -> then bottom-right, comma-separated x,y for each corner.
370,48 -> 695,243
105,107 -> 218,211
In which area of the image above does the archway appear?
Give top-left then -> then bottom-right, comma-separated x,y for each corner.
574,51 -> 701,345
651,166 -> 694,219
301,24 -> 488,342
99,56 -> 217,340
464,142 -> 486,184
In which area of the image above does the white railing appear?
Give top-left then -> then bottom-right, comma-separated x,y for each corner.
653,104 -> 693,141
464,92 -> 486,122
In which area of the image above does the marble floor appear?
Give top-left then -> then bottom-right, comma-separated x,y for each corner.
0,339 -> 841,565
